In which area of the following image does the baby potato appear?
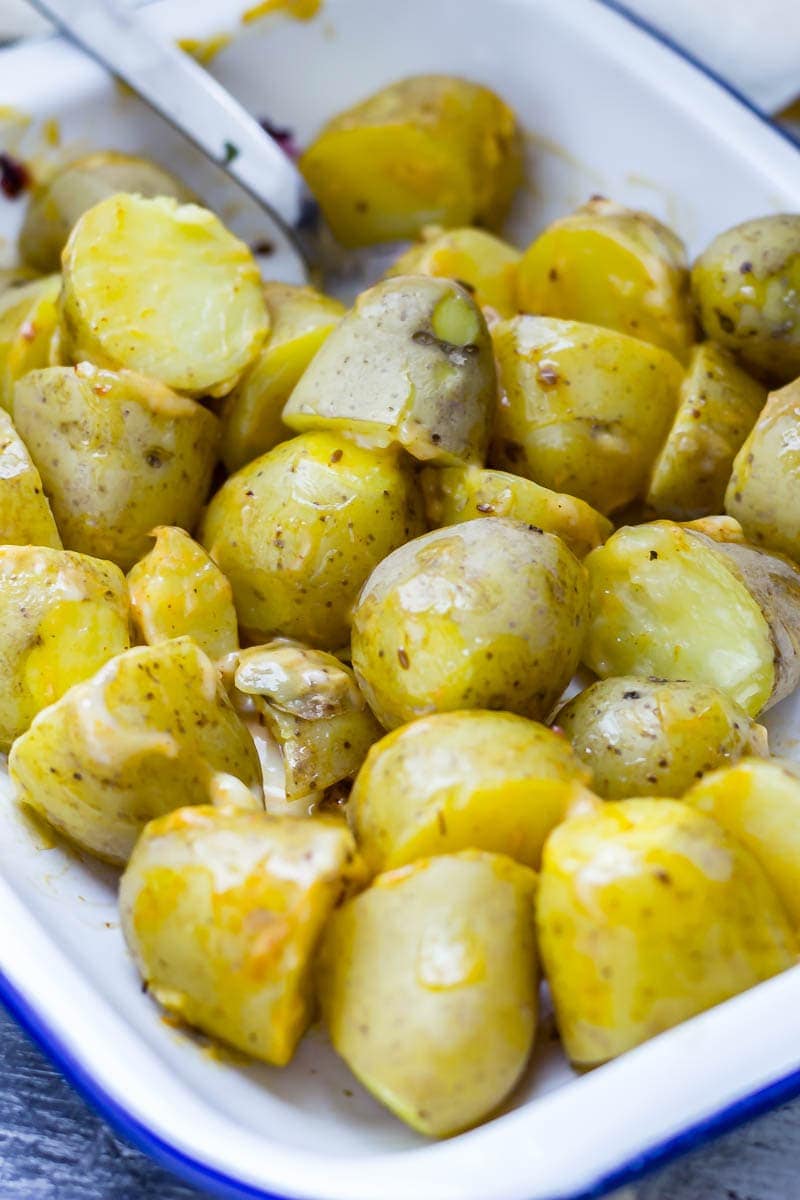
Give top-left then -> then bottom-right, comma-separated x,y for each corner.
492,316 -> 683,514
0,274 -> 60,412
10,638 -> 263,864
19,151 -> 192,273
686,757 -> 800,927
0,545 -> 130,751
351,518 -> 588,729
60,193 -> 268,397
386,226 -> 521,318
200,432 -> 425,649
556,677 -> 767,800
0,408 -> 61,548
537,799 -> 796,1066
121,808 -> 363,1064
349,710 -> 593,874
299,75 -> 522,247
420,464 -> 612,559
317,850 -> 538,1136
692,214 -> 800,385
283,275 -> 496,466
220,282 -> 345,472
726,377 -> 800,562
517,197 -> 694,361
127,526 -> 238,660
647,343 -> 766,520
14,363 -> 219,571
583,520 -> 800,716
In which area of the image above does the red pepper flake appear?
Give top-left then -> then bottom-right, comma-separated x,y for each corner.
19,321 -> 37,343
0,152 -> 31,199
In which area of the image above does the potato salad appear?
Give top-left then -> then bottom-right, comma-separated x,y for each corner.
3,70 -> 800,1140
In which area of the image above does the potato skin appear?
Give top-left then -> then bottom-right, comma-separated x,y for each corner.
14,363 -> 219,571
691,214 -> 800,385
420,464 -> 612,559
556,677 -> 767,800
492,315 -> 683,514
127,526 -> 238,660
121,808 -> 364,1064
200,432 -> 425,649
518,197 -> 694,362
349,710 -> 593,874
283,275 -> 496,467
0,274 -> 61,412
537,799 -> 796,1066
317,850 -> 537,1136
300,75 -> 522,247
351,518 -> 588,729
647,343 -> 766,520
9,639 -> 263,864
387,226 -> 521,318
0,408 -> 61,548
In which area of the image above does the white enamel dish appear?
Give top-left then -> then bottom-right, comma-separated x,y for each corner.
1,2 -> 800,1197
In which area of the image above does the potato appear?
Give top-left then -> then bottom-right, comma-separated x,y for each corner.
691,214 -> 800,385
646,343 -> 766,520
556,677 -> 767,799
60,193 -> 269,397
200,432 -> 425,649
127,526 -> 238,660
0,545 -> 130,751
537,799 -> 796,1066
19,151 -> 192,274
317,850 -> 537,1136
9,638 -> 263,864
686,757 -> 800,927
386,226 -> 521,318
14,363 -> 219,571
0,274 -> 60,412
283,276 -> 496,466
233,640 -> 382,801
120,808 -> 363,1063
491,316 -> 683,514
517,197 -> 694,361
583,520 -> 800,716
0,267 -> 39,296
420,464 -> 612,559
220,282 -> 345,473
299,75 -> 522,247
351,518 -> 588,729
0,408 -> 61,548
349,710 -> 593,874
725,377 -> 800,562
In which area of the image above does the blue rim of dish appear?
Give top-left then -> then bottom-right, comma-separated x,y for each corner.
1,4 -> 799,1200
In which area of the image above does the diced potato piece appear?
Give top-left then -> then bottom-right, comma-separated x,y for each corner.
19,151 -> 192,273
420,464 -> 611,558
317,851 -> 537,1136
0,545 -> 130,751
120,808 -> 363,1062
10,639 -> 263,864
386,226 -> 521,317
0,408 -> 61,548
583,520 -> 800,716
283,276 -> 496,466
686,757 -> 800,927
0,274 -> 60,411
538,799 -> 795,1066
220,282 -> 345,472
127,526 -> 238,660
60,194 -> 269,397
349,710 -> 593,874
556,677 -> 767,799
647,343 -> 766,520
0,267 -> 39,296
14,363 -> 219,571
517,197 -> 694,361
492,316 -> 683,514
300,75 -> 522,247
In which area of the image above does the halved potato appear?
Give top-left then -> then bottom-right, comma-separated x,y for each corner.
0,274 -> 60,412
386,226 -> 521,318
0,408 -> 61,548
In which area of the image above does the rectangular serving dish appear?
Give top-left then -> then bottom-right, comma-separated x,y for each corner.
1,2 -> 800,1197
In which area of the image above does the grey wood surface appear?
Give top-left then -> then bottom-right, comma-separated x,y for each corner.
0,1002 -> 798,1200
